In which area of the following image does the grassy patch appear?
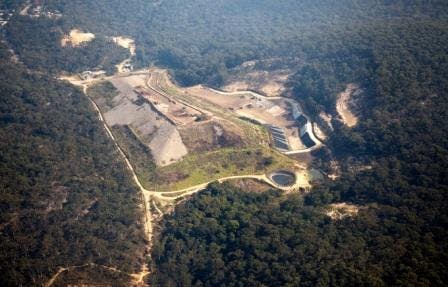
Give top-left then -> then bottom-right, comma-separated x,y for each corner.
112,123 -> 292,191
112,123 -> 290,191
150,147 -> 295,191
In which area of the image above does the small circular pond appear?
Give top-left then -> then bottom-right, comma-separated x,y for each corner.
270,170 -> 296,187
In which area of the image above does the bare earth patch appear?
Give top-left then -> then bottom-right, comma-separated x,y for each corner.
185,85 -> 309,150
222,59 -> 293,97
223,71 -> 288,97
61,29 -> 95,47
112,36 -> 136,55
112,36 -> 136,73
179,120 -> 244,152
325,202 -> 361,220
104,75 -> 188,166
336,83 -> 361,127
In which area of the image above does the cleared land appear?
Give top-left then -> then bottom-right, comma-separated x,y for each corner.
112,36 -> 136,73
112,36 -> 136,55
91,75 -> 188,166
61,29 -> 95,47
325,203 -> 362,220
85,69 -> 300,192
336,83 -> 361,127
150,70 -> 320,153
222,58 -> 295,97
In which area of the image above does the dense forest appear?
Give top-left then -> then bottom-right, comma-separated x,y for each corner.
0,40 -> 146,286
1,0 -> 448,286
152,181 -> 447,286
5,1 -> 448,84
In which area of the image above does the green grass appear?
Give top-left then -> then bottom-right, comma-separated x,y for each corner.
148,147 -> 295,191
111,123 -> 293,192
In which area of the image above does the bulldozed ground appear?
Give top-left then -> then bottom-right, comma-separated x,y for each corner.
222,58 -> 296,97
86,69 -> 304,191
61,29 -> 95,47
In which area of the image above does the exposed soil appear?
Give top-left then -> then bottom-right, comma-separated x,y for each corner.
106,75 -> 188,166
185,85 -> 308,150
112,36 -> 136,73
112,36 -> 136,55
319,111 -> 334,131
179,120 -> 244,152
61,29 -> 95,47
325,202 -> 361,220
336,84 -> 361,127
222,59 -> 294,97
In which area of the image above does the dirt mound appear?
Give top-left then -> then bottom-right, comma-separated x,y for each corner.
179,120 -> 244,152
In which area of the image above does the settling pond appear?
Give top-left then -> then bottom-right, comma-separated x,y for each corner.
270,170 -> 296,187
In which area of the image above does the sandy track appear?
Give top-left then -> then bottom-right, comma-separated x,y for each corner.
336,84 -> 360,127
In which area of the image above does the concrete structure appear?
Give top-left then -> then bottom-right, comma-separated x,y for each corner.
268,125 -> 290,151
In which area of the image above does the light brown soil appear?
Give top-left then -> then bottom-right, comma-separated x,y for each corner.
61,29 -> 95,47
135,85 -> 202,126
336,84 -> 360,127
178,120 -> 244,152
112,36 -> 136,55
325,203 -> 361,220
319,111 -> 334,131
223,60 -> 292,97
184,85 -> 307,150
